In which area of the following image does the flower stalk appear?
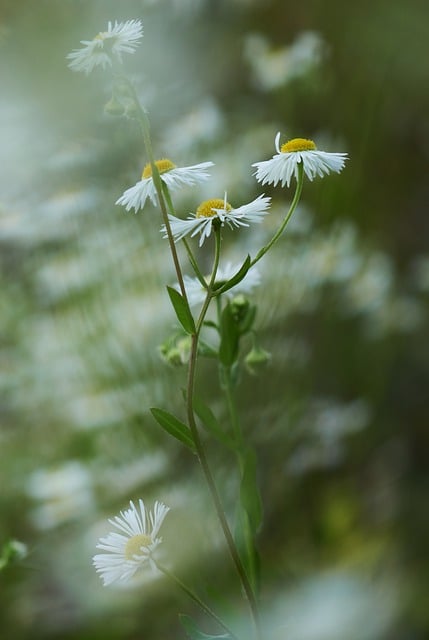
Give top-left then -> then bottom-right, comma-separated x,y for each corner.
155,560 -> 239,640
251,163 -> 304,267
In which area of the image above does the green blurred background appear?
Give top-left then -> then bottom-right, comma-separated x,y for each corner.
1,0 -> 428,638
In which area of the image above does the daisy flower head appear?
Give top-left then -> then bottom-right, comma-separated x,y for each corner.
164,193 -> 271,247
253,132 -> 348,188
67,19 -> 143,75
116,159 -> 214,212
179,262 -> 261,306
93,499 -> 169,586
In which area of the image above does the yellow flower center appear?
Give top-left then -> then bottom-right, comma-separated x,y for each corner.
281,138 -> 317,153
196,198 -> 232,219
124,534 -> 152,560
142,159 -> 177,179
94,31 -> 114,46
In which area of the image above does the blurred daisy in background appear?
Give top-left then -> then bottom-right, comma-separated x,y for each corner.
67,19 -> 143,74
164,193 -> 271,246
116,159 -> 214,212
253,132 -> 348,187
93,499 -> 170,586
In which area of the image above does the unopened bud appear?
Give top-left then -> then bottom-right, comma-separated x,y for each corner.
104,96 -> 125,116
0,539 -> 27,571
245,345 -> 271,375
230,295 -> 256,334
159,336 -> 191,367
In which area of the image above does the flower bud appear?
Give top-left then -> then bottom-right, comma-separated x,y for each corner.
245,345 -> 271,375
159,335 -> 191,367
104,95 -> 125,116
124,101 -> 140,119
0,539 -> 28,571
230,295 -> 256,334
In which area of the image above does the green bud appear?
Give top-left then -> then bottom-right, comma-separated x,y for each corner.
104,96 -> 125,116
159,335 -> 191,367
162,347 -> 183,367
124,101 -> 140,119
0,539 -> 27,571
245,345 -> 271,375
230,295 -> 256,334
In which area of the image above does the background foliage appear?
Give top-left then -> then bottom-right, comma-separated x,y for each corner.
1,1 -> 428,638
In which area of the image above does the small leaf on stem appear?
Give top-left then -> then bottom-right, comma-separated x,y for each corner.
213,255 -> 251,295
150,408 -> 196,452
167,286 -> 196,334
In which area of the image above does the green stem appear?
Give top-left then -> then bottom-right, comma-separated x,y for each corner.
116,74 -> 261,638
162,182 -> 207,289
186,336 -> 261,640
216,301 -> 243,449
184,231 -> 262,640
117,74 -> 188,302
161,185 -> 207,288
182,238 -> 208,289
250,165 -> 304,268
224,371 -> 243,448
155,560 -> 238,639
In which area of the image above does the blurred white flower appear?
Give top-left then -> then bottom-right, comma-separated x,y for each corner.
67,20 -> 143,74
116,159 -> 214,212
244,31 -> 325,91
178,262 -> 261,306
164,193 -> 271,246
27,461 -> 94,529
268,571 -> 396,640
162,98 -> 224,154
93,499 -> 169,586
253,132 -> 347,187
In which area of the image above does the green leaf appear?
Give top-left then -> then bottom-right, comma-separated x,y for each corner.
218,302 -> 240,366
214,255 -> 251,295
198,340 -> 218,358
233,448 -> 263,594
166,286 -> 196,334
179,614 -> 232,640
240,448 -> 263,532
202,320 -> 219,332
150,408 -> 196,452
234,506 -> 260,595
193,395 -> 234,449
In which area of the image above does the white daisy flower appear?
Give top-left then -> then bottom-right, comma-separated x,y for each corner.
252,132 -> 348,187
93,499 -> 169,586
67,20 -> 143,75
116,159 -> 214,212
164,193 -> 271,247
178,262 -> 261,306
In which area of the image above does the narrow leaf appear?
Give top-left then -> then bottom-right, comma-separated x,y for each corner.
240,448 -> 263,532
219,303 -> 239,366
234,505 -> 260,596
214,255 -> 251,295
167,286 -> 196,334
198,340 -> 218,358
150,408 -> 195,452
179,614 -> 232,640
193,395 -> 234,449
